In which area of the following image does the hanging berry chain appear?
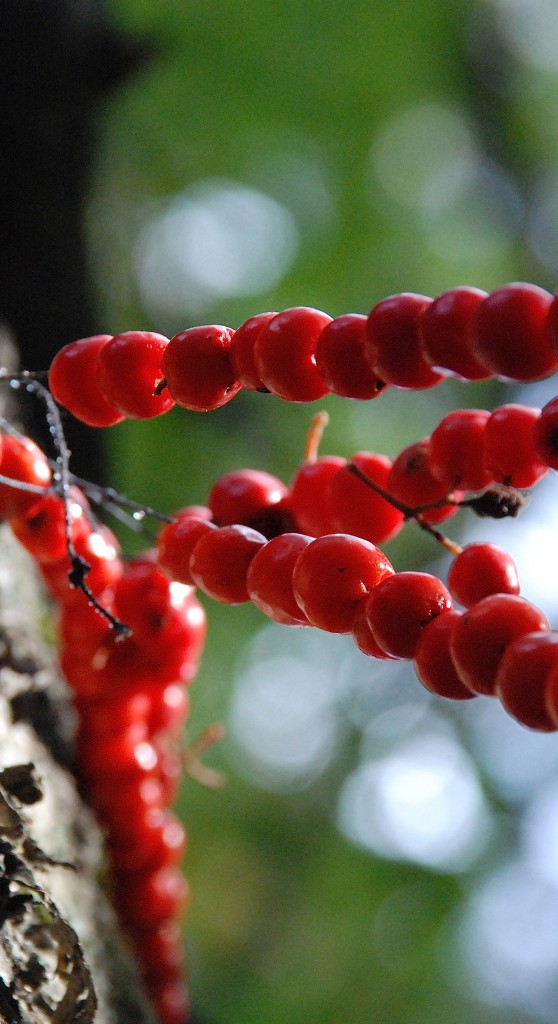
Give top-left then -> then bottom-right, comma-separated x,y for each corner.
3,279 -> 558,1024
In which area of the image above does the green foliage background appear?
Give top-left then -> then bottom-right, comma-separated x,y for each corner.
86,3 -> 558,1021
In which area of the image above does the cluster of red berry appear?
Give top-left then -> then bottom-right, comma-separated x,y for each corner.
48,283 -> 558,423
3,278 -> 558,1022
0,431 -> 206,1024
151,455 -> 557,731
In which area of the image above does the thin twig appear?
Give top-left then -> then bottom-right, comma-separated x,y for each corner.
346,460 -> 463,556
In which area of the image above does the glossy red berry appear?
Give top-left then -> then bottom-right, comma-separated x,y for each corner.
315,313 -> 388,400
96,331 -> 175,419
10,488 -> 90,563
114,865 -> 189,926
161,325 -> 241,412
108,808 -> 186,873
532,396 -> 558,470
483,404 -> 546,488
148,684 -> 190,738
40,522 -> 123,601
365,292 -> 443,390
546,293 -> 558,359
74,689 -> 152,740
289,455 -> 347,537
352,607 -> 399,660
86,776 -> 166,830
328,452 -> 405,544
190,524 -> 267,603
49,335 -> 125,427
365,571 -> 452,659
467,283 -> 558,381
428,408 -> 492,491
447,543 -> 520,607
77,725 -> 159,783
418,286 -> 490,380
0,434 -> 52,520
543,656 -> 558,728
386,438 -> 461,525
246,532 -> 313,625
292,533 -> 394,634
229,311 -> 277,392
495,631 -> 558,731
254,306 -> 332,401
413,610 -> 477,700
113,558 -> 190,639
157,513 -> 217,585
208,468 -> 288,530
449,594 -> 550,696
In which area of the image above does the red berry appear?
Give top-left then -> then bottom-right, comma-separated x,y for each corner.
352,607 -> 399,660
148,684 -> 190,738
129,920 -> 183,982
419,286 -> 490,380
532,396 -> 558,470
189,524 -> 267,603
428,408 -> 492,491
328,452 -> 405,544
449,594 -> 550,696
108,603 -> 206,689
96,331 -> 175,419
289,455 -> 347,537
387,438 -> 461,525
447,543 -> 520,607
48,335 -> 125,427
413,611 -> 477,700
10,487 -> 90,563
208,468 -> 288,529
483,404 -> 546,488
365,571 -> 452,659
365,292 -> 443,390
292,533 -> 394,633
495,631 -> 558,731
546,293 -> 558,359
467,283 -> 558,381
109,808 -> 187,873
150,980 -> 190,1024
114,865 -> 189,926
543,657 -> 558,728
113,558 -> 189,639
75,688 -> 152,740
161,325 -> 240,412
229,311 -> 277,391
157,513 -> 217,585
77,724 -> 159,782
246,532 -> 313,625
0,434 -> 51,519
40,522 -> 123,601
254,306 -> 332,402
92,777 -> 167,832
315,313 -> 388,400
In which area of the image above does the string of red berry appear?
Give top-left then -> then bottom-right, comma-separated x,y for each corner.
1,403 -> 558,740
3,278 -> 558,1018
0,429 -> 206,1024
45,283 -> 558,433
152,433 -> 558,732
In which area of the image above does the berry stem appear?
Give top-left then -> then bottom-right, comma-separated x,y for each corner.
304,411 -> 330,463
346,460 -> 463,555
70,475 -> 175,525
182,722 -> 226,789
